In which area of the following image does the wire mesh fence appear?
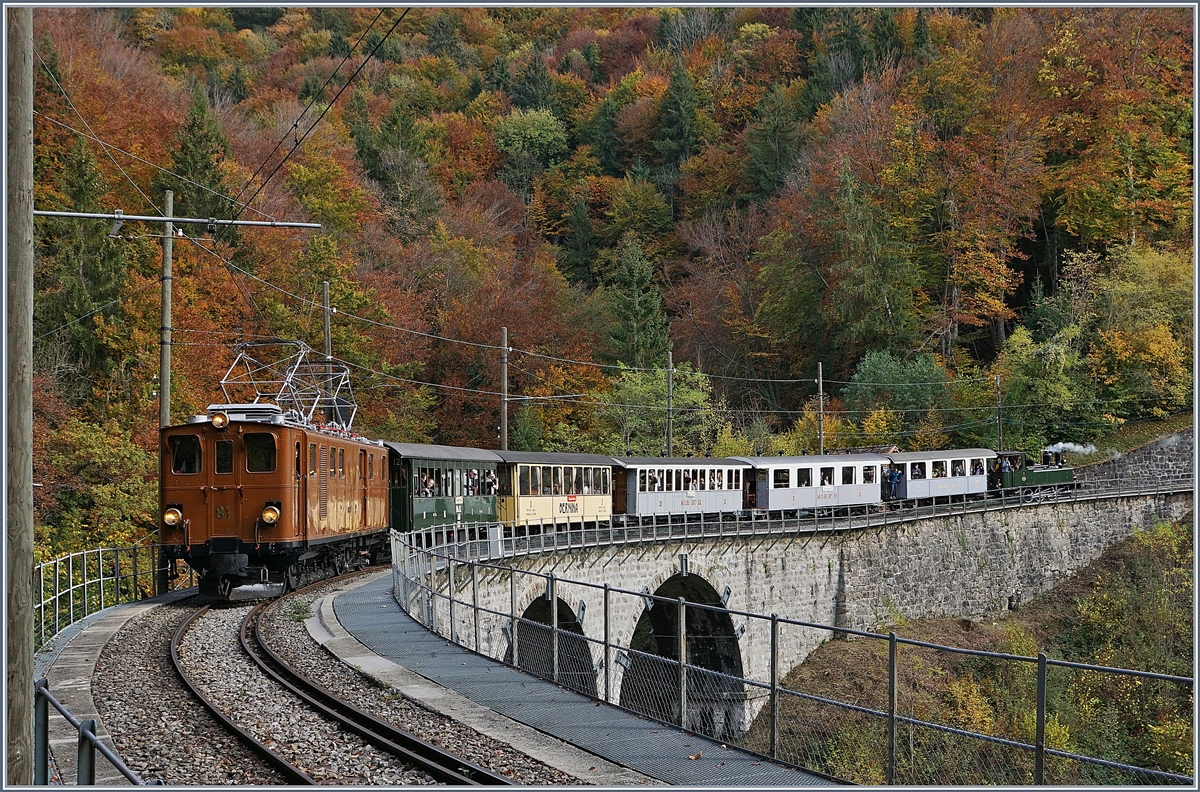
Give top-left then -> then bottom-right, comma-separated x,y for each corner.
392,531 -> 1194,786
33,545 -> 195,652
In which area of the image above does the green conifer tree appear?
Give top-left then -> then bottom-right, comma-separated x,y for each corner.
745,85 -> 801,196
654,60 -> 700,169
608,237 -> 670,368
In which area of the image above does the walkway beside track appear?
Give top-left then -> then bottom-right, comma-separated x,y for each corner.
328,572 -> 837,787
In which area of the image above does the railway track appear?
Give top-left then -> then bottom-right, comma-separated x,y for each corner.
169,576 -> 514,786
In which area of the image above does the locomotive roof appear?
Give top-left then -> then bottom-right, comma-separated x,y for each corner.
885,449 -> 997,462
382,442 -> 503,462
611,457 -> 750,467
494,450 -> 619,465
730,453 -> 891,465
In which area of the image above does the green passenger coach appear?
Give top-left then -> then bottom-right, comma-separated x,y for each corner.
383,442 -> 502,536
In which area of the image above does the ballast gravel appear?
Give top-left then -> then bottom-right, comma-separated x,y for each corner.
91,601 -> 287,785
258,575 -> 583,785
90,572 -> 584,785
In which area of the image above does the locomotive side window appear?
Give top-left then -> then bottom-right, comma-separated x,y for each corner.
773,469 -> 790,488
797,468 -> 812,487
309,443 -> 317,475
863,466 -> 876,484
338,448 -> 345,478
245,433 -> 277,473
932,461 -> 947,478
216,439 -> 233,474
169,435 -> 202,474
329,447 -> 336,476
842,466 -> 855,485
369,454 -> 374,480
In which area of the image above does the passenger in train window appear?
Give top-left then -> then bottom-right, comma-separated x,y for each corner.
486,470 -> 498,494
952,460 -> 965,477
932,461 -> 947,478
683,471 -> 692,490
970,459 -> 985,476
820,468 -> 834,486
530,466 -> 541,494
583,468 -> 592,494
797,468 -> 812,487
863,466 -> 875,484
911,462 -> 926,479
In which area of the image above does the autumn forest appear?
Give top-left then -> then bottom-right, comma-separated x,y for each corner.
30,7 -> 1193,556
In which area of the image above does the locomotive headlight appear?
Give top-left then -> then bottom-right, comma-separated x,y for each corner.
163,507 -> 183,526
211,411 -> 229,430
261,505 -> 281,524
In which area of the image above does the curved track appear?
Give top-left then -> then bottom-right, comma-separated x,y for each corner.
242,596 -> 513,786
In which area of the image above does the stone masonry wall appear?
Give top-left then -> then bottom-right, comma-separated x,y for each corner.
1073,427 -> 1193,484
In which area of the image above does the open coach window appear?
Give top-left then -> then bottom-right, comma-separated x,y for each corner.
245,433 -> 277,473
169,435 -> 202,474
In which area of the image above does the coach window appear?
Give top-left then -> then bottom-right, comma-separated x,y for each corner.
519,466 -> 531,495
601,468 -> 610,495
245,433 -> 277,473
842,466 -> 855,485
819,467 -> 834,486
863,466 -> 876,484
170,435 -> 202,474
970,458 -> 985,476
216,439 -> 233,474
932,461 -> 946,478
910,462 -> 926,480
541,466 -> 552,496
797,468 -> 812,487
309,443 -> 317,475
951,460 -> 966,477
773,469 -> 790,488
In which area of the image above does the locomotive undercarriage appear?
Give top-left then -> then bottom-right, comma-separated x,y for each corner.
177,533 -> 386,601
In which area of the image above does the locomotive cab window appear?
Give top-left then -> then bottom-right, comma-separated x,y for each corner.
309,443 -> 317,475
169,435 -> 202,474
216,439 -> 233,474
245,433 -> 277,473
338,448 -> 345,478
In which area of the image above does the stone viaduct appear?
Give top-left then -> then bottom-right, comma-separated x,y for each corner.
398,429 -> 1192,734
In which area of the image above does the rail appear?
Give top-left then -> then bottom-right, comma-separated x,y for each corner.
390,476 -> 1194,786
33,678 -> 160,785
34,544 -> 195,652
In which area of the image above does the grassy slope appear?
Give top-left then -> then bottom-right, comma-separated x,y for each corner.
1069,412 -> 1194,467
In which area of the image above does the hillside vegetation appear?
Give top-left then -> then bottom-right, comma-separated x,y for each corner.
29,8 -> 1192,556
747,519 -> 1194,784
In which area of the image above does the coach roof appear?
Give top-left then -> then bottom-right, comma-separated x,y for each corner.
382,442 -> 503,462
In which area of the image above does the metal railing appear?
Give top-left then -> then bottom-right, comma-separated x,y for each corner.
390,473 -> 1195,787
34,678 -> 160,785
34,544 -> 194,652
405,473 -> 1193,565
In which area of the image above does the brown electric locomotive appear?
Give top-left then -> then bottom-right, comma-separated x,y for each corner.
160,403 -> 389,599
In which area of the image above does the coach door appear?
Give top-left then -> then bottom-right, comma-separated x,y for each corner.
612,468 -> 628,514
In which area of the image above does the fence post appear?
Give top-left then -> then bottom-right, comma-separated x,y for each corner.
472,562 -> 480,654
603,583 -> 612,704
114,550 -> 121,605
1036,653 -> 1047,785
550,575 -> 559,685
53,558 -> 60,636
77,719 -> 96,785
34,679 -> 48,785
510,569 -> 519,669
770,613 -> 779,759
68,553 -> 75,624
38,565 -> 44,648
888,632 -> 897,785
448,557 -> 456,644
132,545 -> 139,600
677,597 -> 687,729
